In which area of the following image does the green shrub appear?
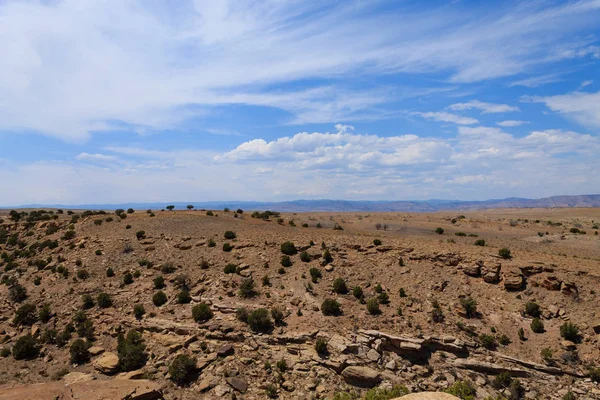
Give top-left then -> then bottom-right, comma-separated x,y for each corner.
366,298 -> 380,315
518,327 -> 526,341
238,278 -> 257,298
169,354 -> 196,385
262,275 -> 271,287
136,230 -> 145,240
492,371 -> 512,389
560,322 -> 580,342
280,255 -> 292,267
152,290 -> 167,306
95,249 -> 102,256
224,231 -> 236,240
222,243 -> 233,252
106,268 -> 115,277
399,287 -> 406,297
479,334 -> 497,350
153,276 -> 165,289
117,330 -> 147,371
12,334 -> 39,360
332,278 -> 348,294
474,239 -> 486,246
271,307 -> 284,325
531,318 -> 545,333
321,299 -> 341,316
435,227 -> 444,234
460,296 -> 477,318
224,264 -> 237,274
70,339 -> 90,364
38,304 -> 52,323
498,247 -> 511,259
322,250 -> 333,265
77,269 -> 89,280
0,348 -> 10,358
9,283 -> 27,302
315,337 -> 328,355
247,308 -> 273,332
280,242 -> 297,255
192,303 -> 213,323
97,292 -> 112,308
123,272 -> 133,285
161,263 -> 176,274
373,239 -> 382,246
524,301 -> 541,317
378,291 -> 389,304
309,267 -> 322,283
236,307 -> 249,322
444,380 -> 476,400
133,304 -> 145,320
14,303 -> 37,326
300,251 -> 311,262
352,286 -> 363,300
174,288 -> 190,303
207,238 -> 216,247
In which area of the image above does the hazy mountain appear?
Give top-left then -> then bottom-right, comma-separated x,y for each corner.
7,194 -> 600,212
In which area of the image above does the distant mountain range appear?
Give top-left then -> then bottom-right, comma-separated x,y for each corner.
5,194 -> 600,213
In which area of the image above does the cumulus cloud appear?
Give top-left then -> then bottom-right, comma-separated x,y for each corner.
412,112 -> 478,125
525,90 -> 600,130
496,120 -> 528,127
447,100 -> 519,114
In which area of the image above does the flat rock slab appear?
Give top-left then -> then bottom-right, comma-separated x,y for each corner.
0,379 -> 162,400
341,366 -> 381,387
93,352 -> 119,374
225,377 -> 248,393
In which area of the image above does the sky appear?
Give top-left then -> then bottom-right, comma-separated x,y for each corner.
0,0 -> 599,206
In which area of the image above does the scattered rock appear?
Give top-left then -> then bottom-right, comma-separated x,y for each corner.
341,366 -> 382,387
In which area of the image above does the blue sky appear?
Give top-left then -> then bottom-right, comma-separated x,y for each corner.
0,0 -> 599,206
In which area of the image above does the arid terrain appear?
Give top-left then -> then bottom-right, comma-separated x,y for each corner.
0,207 -> 599,399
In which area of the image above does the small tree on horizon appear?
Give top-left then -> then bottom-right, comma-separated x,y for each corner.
166,205 -> 175,211
186,205 -> 194,210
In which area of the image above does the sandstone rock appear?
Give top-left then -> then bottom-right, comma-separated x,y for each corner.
0,379 -> 162,400
63,372 -> 94,385
88,346 -> 105,356
482,264 -> 501,283
561,340 -> 576,351
341,366 -> 382,387
561,281 -> 578,296
540,276 -> 561,291
366,349 -> 380,362
504,273 -> 524,291
225,377 -> 248,393
281,381 -> 295,392
93,352 -> 119,374
461,264 -> 481,277
519,265 -> 543,276
217,344 -> 234,357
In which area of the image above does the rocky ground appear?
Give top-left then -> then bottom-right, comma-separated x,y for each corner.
0,207 -> 599,399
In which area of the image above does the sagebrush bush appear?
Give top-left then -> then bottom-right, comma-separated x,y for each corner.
479,334 -> 497,350
332,278 -> 348,294
247,308 -> 273,332
524,301 -> 541,317
12,334 -> 39,360
123,272 -> 133,285
280,241 -> 297,255
531,318 -> 545,333
353,286 -> 363,299
498,247 -> 511,259
271,307 -> 284,325
366,298 -> 380,315
460,296 -> 477,318
169,354 -> 196,385
118,330 -> 147,371
192,303 -> 213,323
300,251 -> 311,262
223,264 -> 237,274
177,290 -> 191,304
224,231 -> 236,240
70,338 -> 90,364
133,304 -> 145,320
14,303 -> 37,326
153,275 -> 165,289
321,299 -> 341,316
560,322 -> 580,342
435,227 -> 444,234
280,255 -> 292,267
97,292 -> 112,308
309,267 -> 322,283
152,290 -> 167,306
222,243 -> 233,252
315,337 -> 328,355
239,278 -> 257,298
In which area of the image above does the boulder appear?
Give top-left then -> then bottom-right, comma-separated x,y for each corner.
93,352 -> 119,374
217,344 -> 235,357
503,273 -> 524,291
461,264 -> 481,277
225,377 -> 248,393
482,264 -> 501,283
519,265 -> 543,276
540,276 -> 561,291
561,281 -> 578,296
341,366 -> 382,387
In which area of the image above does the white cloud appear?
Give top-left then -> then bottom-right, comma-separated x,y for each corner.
75,153 -> 117,162
526,90 -> 600,130
496,120 -> 528,127
509,74 -> 563,88
578,80 -> 593,89
448,100 -> 519,113
412,112 -> 478,125
0,0 -> 599,140
2,124 -> 599,205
